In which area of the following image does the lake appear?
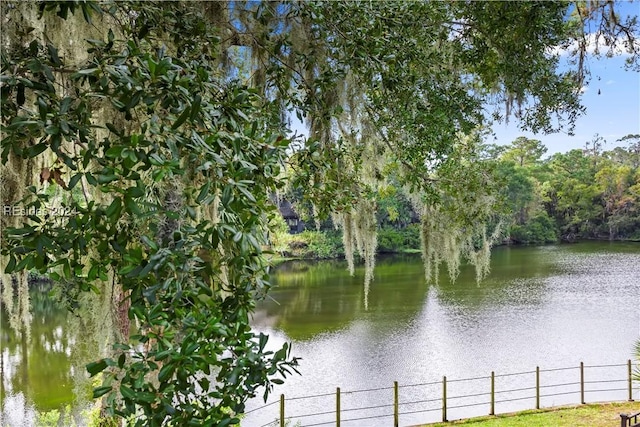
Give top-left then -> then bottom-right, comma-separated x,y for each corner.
2,242 -> 639,426
244,242 -> 640,426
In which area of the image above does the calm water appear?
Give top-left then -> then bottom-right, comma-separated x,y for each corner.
244,242 -> 640,426
2,243 -> 639,426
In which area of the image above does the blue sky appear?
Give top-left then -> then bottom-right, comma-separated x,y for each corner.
491,54 -> 640,156
491,2 -> 640,156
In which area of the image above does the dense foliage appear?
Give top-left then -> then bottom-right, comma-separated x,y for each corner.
280,136 -> 640,251
492,136 -> 640,243
1,1 -> 638,425
1,2 -> 298,425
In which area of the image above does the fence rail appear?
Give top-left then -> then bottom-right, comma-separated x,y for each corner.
244,360 -> 639,427
621,411 -> 640,427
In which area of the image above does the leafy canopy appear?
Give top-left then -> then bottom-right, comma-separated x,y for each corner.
1,1 -> 638,425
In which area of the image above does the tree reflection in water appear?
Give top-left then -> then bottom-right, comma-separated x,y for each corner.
0,277 -> 95,425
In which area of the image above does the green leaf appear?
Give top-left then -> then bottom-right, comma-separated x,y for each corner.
120,385 -> 136,400
93,386 -> 112,398
196,181 -> 211,203
127,184 -> 145,198
7,227 -> 35,237
106,123 -> 122,136
81,3 -> 93,24
118,353 -> 126,368
97,173 -> 118,184
75,68 -> 99,76
258,333 -> 268,352
147,57 -> 157,76
190,95 -> 201,121
47,43 -> 62,66
157,363 -> 175,383
86,359 -> 108,376
136,392 -> 157,403
4,256 -> 17,274
62,261 -> 73,280
198,377 -> 210,391
186,206 -> 196,219
124,196 -> 141,215
105,197 -> 122,219
41,64 -> 55,82
85,173 -> 97,185
26,143 -> 48,157
111,98 -> 126,111
152,169 -> 166,182
141,235 -> 158,251
246,234 -> 260,251
60,97 -> 73,114
105,146 -> 124,158
218,418 -> 240,427
88,264 -> 99,281
171,105 -> 191,130
69,173 -> 82,189
15,255 -> 34,272
154,349 -> 172,361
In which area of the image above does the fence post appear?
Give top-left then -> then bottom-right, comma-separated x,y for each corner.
394,381 -> 399,427
280,394 -> 285,427
336,387 -> 341,427
442,376 -> 448,422
490,371 -> 495,415
580,362 -> 585,404
628,359 -> 634,402
621,413 -> 628,427
536,366 -> 540,410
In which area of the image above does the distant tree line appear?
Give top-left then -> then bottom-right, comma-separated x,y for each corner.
281,134 -> 640,252
491,135 -> 640,243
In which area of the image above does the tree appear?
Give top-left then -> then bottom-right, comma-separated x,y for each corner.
594,161 -> 639,239
499,137 -> 548,227
1,3 -> 299,425
543,150 -> 603,240
494,160 -> 535,225
502,137 -> 548,168
611,134 -> 640,168
1,1 -> 638,425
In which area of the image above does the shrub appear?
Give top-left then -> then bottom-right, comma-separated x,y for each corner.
377,225 -> 421,253
510,213 -> 558,244
288,230 -> 344,259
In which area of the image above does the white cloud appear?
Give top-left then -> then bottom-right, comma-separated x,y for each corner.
548,33 -> 639,58
605,79 -> 615,85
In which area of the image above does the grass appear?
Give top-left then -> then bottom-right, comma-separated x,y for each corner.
414,402 -> 640,427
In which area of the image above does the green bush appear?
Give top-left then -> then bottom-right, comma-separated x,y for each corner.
276,225 -> 420,259
402,223 -> 422,249
377,228 -> 404,252
288,230 -> 344,259
36,404 -> 120,427
510,213 -> 558,244
377,225 -> 421,253
268,213 -> 294,255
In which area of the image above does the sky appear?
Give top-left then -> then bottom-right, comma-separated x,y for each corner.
491,50 -> 640,156
491,2 -> 640,156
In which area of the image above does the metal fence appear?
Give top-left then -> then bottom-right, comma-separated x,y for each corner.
243,360 -> 638,427
620,411 -> 640,427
